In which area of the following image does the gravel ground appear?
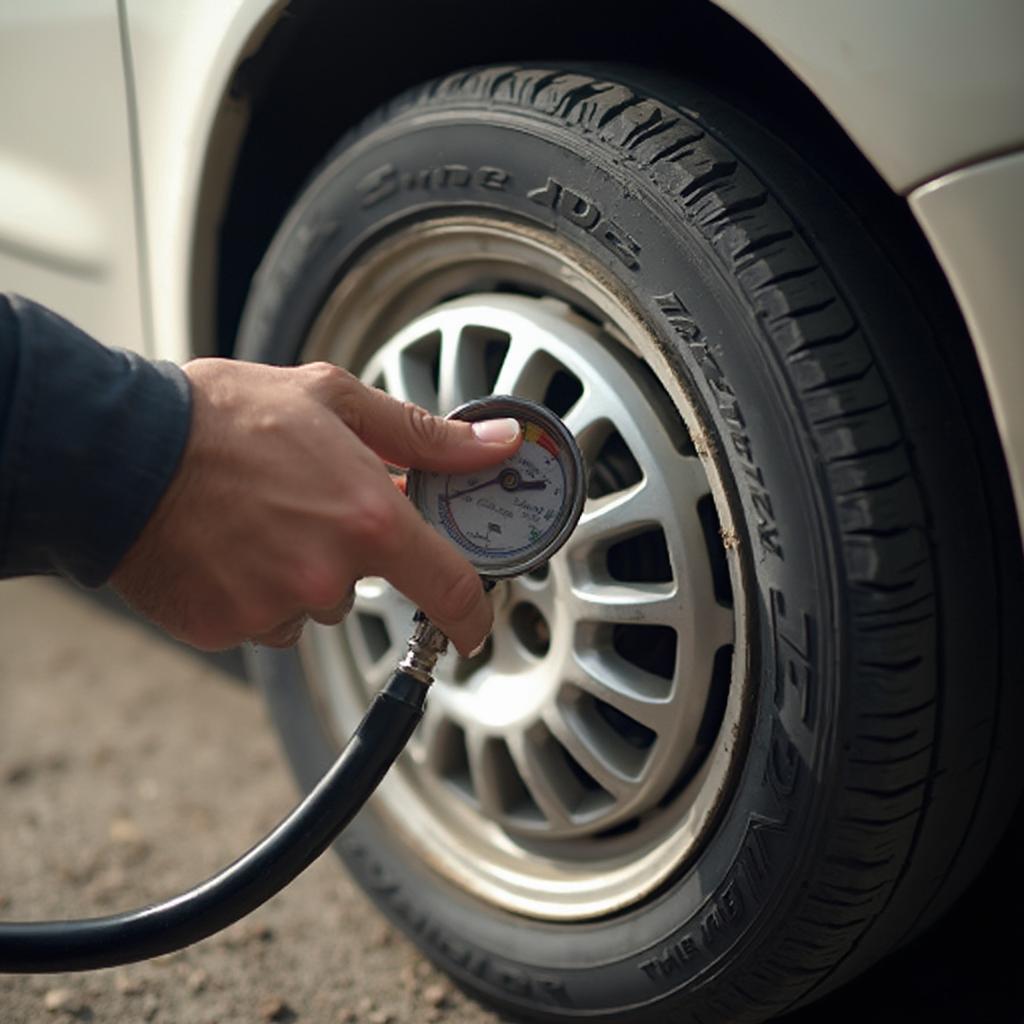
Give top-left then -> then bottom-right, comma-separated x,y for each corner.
1,577 -> 1020,1024
0,578 -> 507,1024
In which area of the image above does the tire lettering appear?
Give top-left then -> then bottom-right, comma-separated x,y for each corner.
431,164 -> 471,188
601,223 -> 642,271
634,811 -> 786,987
639,934 -> 699,980
528,176 -> 642,270
770,588 -> 817,729
560,189 -> 601,229
400,168 -> 433,190
476,165 -> 510,190
699,878 -> 743,948
654,290 -> 783,559
357,163 -> 512,208
526,175 -> 560,208
738,813 -> 786,891
358,163 -> 398,207
345,841 -> 573,1007
638,825 -> 774,988
765,715 -> 800,799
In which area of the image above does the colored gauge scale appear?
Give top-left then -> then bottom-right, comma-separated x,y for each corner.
407,397 -> 586,578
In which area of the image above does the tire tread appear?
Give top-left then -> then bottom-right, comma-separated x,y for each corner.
405,66 -> 1003,1022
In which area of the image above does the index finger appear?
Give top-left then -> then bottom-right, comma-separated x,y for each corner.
369,491 -> 491,656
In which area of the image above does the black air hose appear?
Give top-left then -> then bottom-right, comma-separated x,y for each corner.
0,671 -> 426,973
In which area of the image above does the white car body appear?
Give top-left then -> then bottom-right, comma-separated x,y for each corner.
1,0 -> 1022,529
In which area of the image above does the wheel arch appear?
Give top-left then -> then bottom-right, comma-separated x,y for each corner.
186,0 -> 1021,548
189,0 -> 910,357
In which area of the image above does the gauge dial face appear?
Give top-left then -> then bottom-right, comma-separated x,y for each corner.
408,398 -> 585,577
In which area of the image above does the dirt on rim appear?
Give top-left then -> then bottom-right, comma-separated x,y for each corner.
0,578 -> 508,1024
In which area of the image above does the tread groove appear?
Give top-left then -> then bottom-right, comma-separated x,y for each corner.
770,296 -> 839,325
731,229 -> 793,261
838,474 -> 913,497
530,71 -> 566,103
807,893 -> 877,910
679,161 -> 738,202
752,264 -> 818,290
596,94 -> 643,128
862,698 -> 937,720
487,69 -> 519,98
842,809 -> 923,826
622,109 -> 679,150
557,82 -> 614,118
828,440 -> 905,465
847,525 -> 921,539
823,881 -> 890,897
851,744 -> 933,766
704,192 -> 770,228
859,656 -> 924,671
826,856 -> 894,871
785,324 -> 860,356
858,613 -> 933,632
855,730 -> 921,745
846,778 -> 930,798
812,400 -> 891,426
648,132 -> 704,165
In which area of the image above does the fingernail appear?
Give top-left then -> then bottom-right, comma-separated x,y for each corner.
472,418 -> 521,444
468,638 -> 488,658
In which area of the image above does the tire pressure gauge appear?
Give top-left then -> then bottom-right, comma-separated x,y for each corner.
407,396 -> 586,578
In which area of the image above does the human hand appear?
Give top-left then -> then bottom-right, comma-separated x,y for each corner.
110,359 -> 522,654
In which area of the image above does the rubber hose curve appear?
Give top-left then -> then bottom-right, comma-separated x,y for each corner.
0,671 -> 426,973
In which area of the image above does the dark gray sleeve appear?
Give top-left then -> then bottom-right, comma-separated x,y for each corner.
0,294 -> 191,587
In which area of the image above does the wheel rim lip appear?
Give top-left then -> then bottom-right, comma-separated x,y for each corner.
299,215 -> 752,920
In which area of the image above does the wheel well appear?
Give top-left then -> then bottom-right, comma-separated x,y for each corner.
209,0 -> 911,357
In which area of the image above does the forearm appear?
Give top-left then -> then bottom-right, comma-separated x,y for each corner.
0,299 -> 516,652
0,294 -> 191,586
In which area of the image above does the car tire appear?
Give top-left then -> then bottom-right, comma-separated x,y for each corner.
236,65 -> 1022,1023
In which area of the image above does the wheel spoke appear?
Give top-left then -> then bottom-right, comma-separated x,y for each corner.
352,577 -> 415,640
437,325 -> 491,411
570,580 -> 682,626
577,365 -> 706,493
569,482 -> 656,552
506,730 -> 575,829
692,600 -> 735,653
491,336 -> 549,398
640,451 -> 709,508
413,704 -> 447,769
348,577 -> 416,686
373,347 -> 438,411
464,732 -> 511,821
541,705 -> 634,796
561,391 -> 605,440
567,649 -> 673,730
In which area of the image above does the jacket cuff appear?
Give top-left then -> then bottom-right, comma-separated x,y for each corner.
0,296 -> 192,587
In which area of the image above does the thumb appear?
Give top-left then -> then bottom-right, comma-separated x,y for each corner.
329,374 -> 523,472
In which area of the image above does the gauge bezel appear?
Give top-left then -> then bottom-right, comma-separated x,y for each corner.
407,396 -> 587,579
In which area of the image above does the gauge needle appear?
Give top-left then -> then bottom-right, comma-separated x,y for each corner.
447,474 -> 504,500
446,474 -> 548,500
